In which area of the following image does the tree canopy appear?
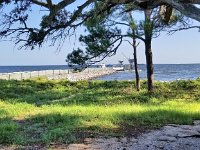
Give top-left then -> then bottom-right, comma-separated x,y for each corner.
0,0 -> 200,48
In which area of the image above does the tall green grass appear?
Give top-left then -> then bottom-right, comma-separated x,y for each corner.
0,78 -> 200,146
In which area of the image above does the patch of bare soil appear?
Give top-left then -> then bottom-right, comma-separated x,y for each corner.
1,121 -> 200,150
59,120 -> 200,150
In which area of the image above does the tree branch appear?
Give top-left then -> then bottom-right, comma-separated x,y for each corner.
31,0 -> 49,8
168,26 -> 200,34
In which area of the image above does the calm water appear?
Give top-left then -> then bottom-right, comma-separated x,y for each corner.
96,64 -> 200,81
0,65 -> 100,73
1,64 -> 200,81
0,65 -> 69,73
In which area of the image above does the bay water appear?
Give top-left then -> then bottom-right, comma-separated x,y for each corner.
0,64 -> 200,81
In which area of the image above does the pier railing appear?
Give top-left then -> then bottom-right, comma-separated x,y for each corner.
0,68 -> 115,81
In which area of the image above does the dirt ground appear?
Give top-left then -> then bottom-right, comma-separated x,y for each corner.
1,121 -> 200,150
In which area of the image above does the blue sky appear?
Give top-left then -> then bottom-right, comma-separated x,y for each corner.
0,2 -> 200,66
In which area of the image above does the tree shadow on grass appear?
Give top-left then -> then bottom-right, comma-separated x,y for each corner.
43,80 -> 200,106
0,112 -> 88,146
0,79 -> 153,106
8,113 -> 105,146
45,89 -> 153,106
0,79 -> 200,107
114,109 -> 200,137
0,79 -> 80,105
0,109 -> 200,147
0,117 -> 20,144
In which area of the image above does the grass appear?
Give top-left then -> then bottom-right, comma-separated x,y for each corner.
0,77 -> 200,147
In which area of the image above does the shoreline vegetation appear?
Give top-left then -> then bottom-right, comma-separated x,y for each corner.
0,78 -> 200,148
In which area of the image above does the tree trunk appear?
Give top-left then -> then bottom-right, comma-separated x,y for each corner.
145,38 -> 154,92
129,12 -> 140,91
144,10 -> 154,92
132,38 -> 140,91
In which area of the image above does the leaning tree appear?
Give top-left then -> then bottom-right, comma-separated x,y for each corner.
0,0 -> 200,48
66,4 -> 143,90
67,3 -> 186,92
0,1 -> 200,91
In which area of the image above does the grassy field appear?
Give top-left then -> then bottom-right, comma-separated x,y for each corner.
0,78 -> 200,147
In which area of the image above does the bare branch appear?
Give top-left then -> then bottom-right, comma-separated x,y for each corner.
31,0 -> 49,8
168,26 -> 200,34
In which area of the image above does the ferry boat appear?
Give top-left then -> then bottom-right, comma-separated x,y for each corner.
112,66 -> 124,71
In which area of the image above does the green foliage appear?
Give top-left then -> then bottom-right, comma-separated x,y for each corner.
143,18 -> 153,36
66,5 -> 185,69
66,2 -> 122,68
66,48 -> 88,69
0,79 -> 78,104
66,24 -> 122,67
42,128 -> 72,144
0,79 -> 200,147
0,119 -> 20,144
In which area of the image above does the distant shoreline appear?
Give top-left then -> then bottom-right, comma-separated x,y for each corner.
0,63 -> 200,67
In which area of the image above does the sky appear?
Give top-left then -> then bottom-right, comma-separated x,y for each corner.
0,2 -> 200,66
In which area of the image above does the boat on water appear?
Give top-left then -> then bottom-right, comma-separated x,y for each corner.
112,60 -> 125,71
112,67 -> 124,71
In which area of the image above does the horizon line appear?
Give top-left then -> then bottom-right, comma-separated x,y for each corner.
0,63 -> 200,66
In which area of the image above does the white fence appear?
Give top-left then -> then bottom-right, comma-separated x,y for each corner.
0,68 -> 114,81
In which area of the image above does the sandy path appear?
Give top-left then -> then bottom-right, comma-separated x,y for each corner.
65,120 -> 200,150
